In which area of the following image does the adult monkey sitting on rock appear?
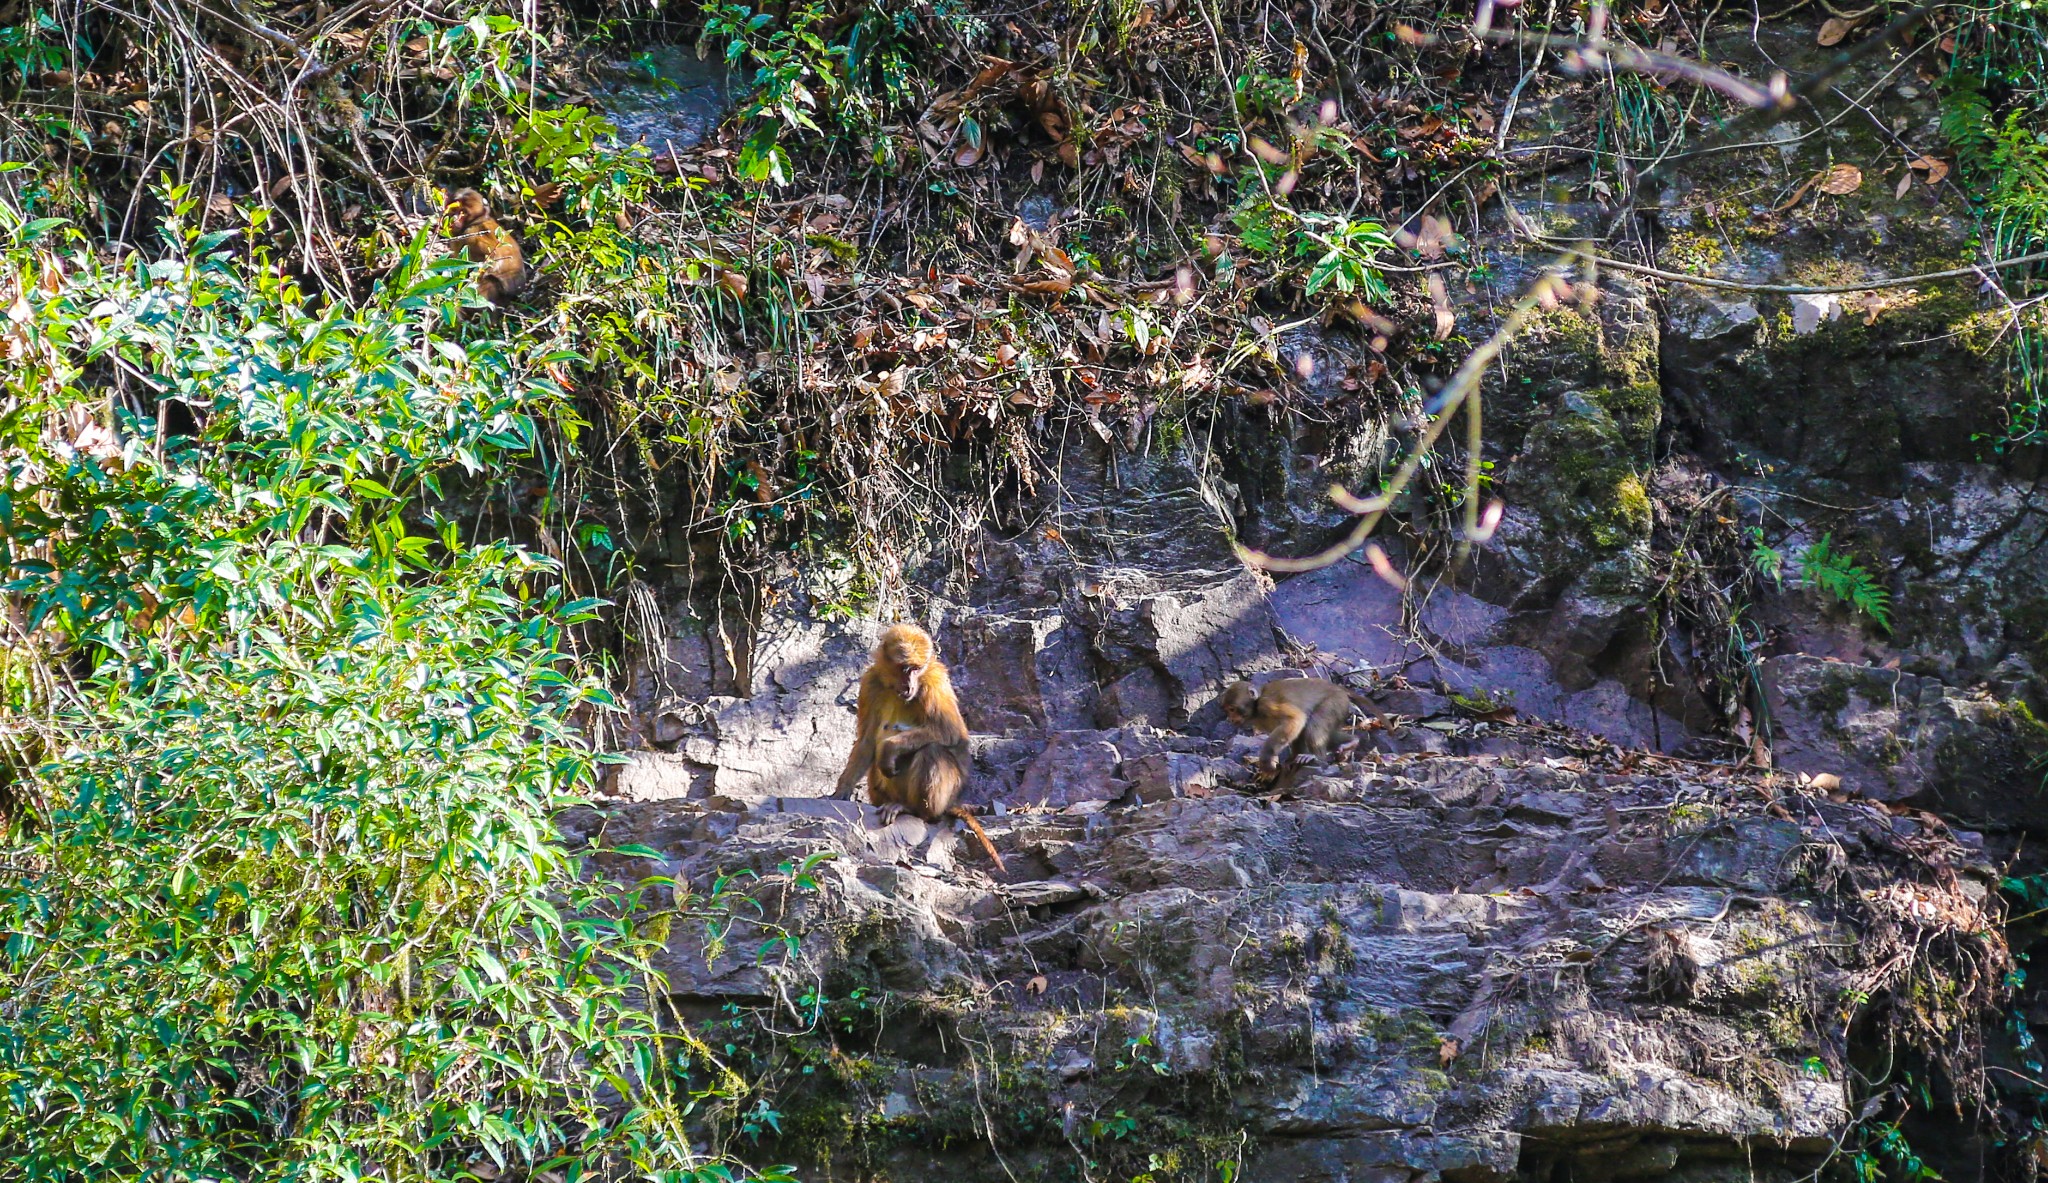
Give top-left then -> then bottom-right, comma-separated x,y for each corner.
832,623 -> 1005,872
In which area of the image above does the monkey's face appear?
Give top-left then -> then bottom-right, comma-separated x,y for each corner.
1220,682 -> 1256,724
443,189 -> 488,226
889,656 -> 928,702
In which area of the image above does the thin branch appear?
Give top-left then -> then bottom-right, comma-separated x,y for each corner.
1241,269 -> 1572,573
1245,1 -> 1943,575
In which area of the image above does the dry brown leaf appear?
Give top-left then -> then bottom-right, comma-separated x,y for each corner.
960,57 -> 1015,102
1409,214 -> 1457,260
954,143 -> 983,167
1895,169 -> 1913,200
1248,135 -> 1290,166
1817,162 -> 1862,195
1771,174 -> 1819,213
1817,16 -> 1851,45
716,267 -> 748,301
1909,155 -> 1949,185
1427,273 -> 1454,340
1012,275 -> 1074,296
1439,1038 -> 1461,1067
532,181 -> 563,207
1025,974 -> 1048,996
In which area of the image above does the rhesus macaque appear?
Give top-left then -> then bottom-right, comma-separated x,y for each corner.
833,623 -> 1006,872
1220,677 -> 1378,778
442,188 -> 529,305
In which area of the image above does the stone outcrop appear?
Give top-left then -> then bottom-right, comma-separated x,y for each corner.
568,719 -> 1997,1182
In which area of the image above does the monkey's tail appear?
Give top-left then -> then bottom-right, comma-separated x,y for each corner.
947,806 -> 1007,874
1343,688 -> 1386,729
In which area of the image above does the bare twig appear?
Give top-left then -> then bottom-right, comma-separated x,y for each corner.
1240,269 -> 1573,573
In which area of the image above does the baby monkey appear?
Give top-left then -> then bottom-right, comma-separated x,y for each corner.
1221,677 -> 1379,780
443,188 -> 529,305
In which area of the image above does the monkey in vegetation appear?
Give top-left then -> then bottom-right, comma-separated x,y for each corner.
833,623 -> 1006,872
442,188 -> 529,305
1220,677 -> 1379,779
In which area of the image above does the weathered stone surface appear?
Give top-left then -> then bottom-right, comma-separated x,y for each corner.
1269,556 -> 1690,752
1017,731 -> 1126,808
581,725 -> 1994,1183
1125,750 -> 1241,802
1080,569 -> 1289,727
1764,654 -> 2048,828
941,608 -> 1097,732
601,750 -> 707,800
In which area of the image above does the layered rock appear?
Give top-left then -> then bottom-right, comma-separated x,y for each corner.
568,720 -> 1998,1183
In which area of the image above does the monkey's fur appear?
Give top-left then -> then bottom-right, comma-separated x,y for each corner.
443,188 -> 528,305
833,623 -> 1005,872
1220,677 -> 1377,778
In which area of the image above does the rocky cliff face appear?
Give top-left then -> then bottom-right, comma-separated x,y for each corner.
569,720 -> 1998,1182
573,11 -> 2048,1181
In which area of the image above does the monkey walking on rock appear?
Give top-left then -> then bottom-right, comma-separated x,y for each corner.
1220,676 -> 1384,783
832,623 -> 1006,873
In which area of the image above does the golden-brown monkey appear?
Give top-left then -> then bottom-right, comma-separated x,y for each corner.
833,623 -> 1006,872
1221,677 -> 1376,778
442,188 -> 528,305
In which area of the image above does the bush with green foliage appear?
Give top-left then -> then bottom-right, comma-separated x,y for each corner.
0,193 -> 792,1181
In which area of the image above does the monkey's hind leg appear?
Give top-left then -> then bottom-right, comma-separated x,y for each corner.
868,728 -> 927,825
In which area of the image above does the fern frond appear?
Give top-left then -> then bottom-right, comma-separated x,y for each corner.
1941,74 -> 1997,180
1798,535 -> 1893,632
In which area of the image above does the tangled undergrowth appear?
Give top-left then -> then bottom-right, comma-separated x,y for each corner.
1940,0 -> 2048,447
0,0 -> 1582,625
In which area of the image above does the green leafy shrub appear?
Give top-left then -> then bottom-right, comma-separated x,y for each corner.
1296,214 -> 1396,303
0,193 -> 790,1180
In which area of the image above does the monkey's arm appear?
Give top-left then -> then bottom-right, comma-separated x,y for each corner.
832,678 -> 877,799
911,669 -> 971,759
1257,703 -> 1308,772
